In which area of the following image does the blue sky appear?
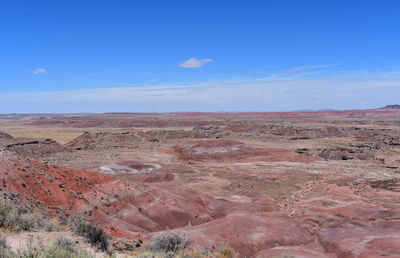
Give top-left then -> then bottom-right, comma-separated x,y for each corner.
1,0 -> 400,113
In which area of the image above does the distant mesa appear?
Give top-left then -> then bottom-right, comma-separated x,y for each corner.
172,139 -> 322,163
5,138 -> 65,157
0,132 -> 13,140
382,104 -> 400,109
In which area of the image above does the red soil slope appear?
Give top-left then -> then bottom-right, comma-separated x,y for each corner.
254,244 -> 335,258
3,144 -> 400,256
318,225 -> 400,257
0,150 -> 114,212
0,151 -> 318,256
0,151 -> 227,229
161,211 -> 313,257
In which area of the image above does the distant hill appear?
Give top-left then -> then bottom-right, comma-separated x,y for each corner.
382,104 -> 400,109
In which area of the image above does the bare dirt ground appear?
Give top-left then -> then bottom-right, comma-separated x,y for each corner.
1,109 -> 400,257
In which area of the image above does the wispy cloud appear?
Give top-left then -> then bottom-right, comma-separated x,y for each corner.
2,66 -> 400,113
32,68 -> 47,75
259,64 -> 344,81
180,57 -> 212,68
285,67 -> 309,74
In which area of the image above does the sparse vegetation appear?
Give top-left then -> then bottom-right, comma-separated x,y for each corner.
52,237 -> 76,253
16,236 -> 93,258
133,250 -> 207,258
0,235 -> 98,258
148,231 -> 192,254
132,251 -> 186,258
69,215 -> 109,251
215,245 -> 236,258
271,254 -> 295,258
0,201 -> 57,232
0,235 -> 13,258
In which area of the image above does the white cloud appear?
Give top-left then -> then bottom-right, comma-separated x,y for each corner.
2,67 -> 400,113
1,76 -> 400,113
179,57 -> 212,68
32,68 -> 47,75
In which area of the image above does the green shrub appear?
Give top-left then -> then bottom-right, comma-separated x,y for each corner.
31,236 -> 92,258
133,250 -> 204,258
18,213 -> 37,231
69,215 -> 109,251
18,241 -> 93,258
0,201 -> 57,232
4,236 -> 94,258
216,245 -> 236,258
0,201 -> 19,230
38,245 -> 89,258
52,237 -> 75,253
148,231 -> 192,254
0,235 -> 13,258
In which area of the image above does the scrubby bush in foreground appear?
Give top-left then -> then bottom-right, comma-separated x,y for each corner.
215,245 -> 236,258
0,235 -> 13,258
148,231 -> 193,254
69,215 -> 109,251
0,201 -> 57,232
1,235 -> 93,258
18,236 -> 93,258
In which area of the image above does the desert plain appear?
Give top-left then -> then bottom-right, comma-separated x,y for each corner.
1,108 -> 400,257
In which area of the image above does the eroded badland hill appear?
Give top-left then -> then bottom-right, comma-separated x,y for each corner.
1,109 -> 400,257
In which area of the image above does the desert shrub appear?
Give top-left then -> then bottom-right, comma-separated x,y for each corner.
271,254 -> 295,258
69,215 -> 109,251
0,201 -> 57,232
148,231 -> 192,254
82,223 -> 109,251
38,217 -> 61,232
38,246 -> 87,258
0,235 -> 13,258
18,243 -> 93,258
133,251 -> 174,258
17,236 -> 91,258
0,201 -> 19,230
18,213 -> 37,231
134,250 -> 204,258
69,215 -> 86,235
33,236 -> 93,258
215,245 -> 236,258
52,237 -> 75,253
